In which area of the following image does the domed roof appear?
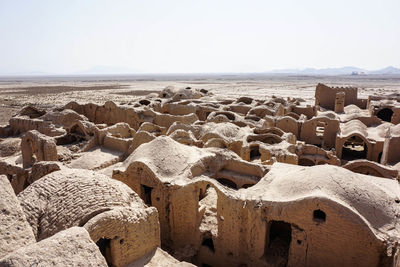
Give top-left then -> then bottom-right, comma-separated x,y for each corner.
18,168 -> 143,240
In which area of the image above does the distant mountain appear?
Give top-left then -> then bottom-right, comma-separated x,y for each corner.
268,66 -> 400,75
369,66 -> 400,75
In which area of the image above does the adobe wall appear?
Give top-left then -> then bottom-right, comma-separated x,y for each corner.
21,130 -> 58,168
0,227 -> 108,266
0,175 -> 36,258
335,134 -> 384,163
393,108 -> 400,125
0,160 -> 29,194
65,101 -> 199,131
113,159 -> 392,267
9,117 -> 65,137
169,182 -> 388,267
291,105 -> 317,119
382,136 -> 400,165
265,198 -> 387,267
315,83 -> 363,110
275,116 -> 300,138
84,207 -> 160,267
297,144 -> 340,166
370,104 -> 400,125
65,101 -> 143,130
112,162 -> 173,247
300,117 -> 340,149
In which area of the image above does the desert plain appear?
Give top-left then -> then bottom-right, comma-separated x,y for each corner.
1,74 -> 399,123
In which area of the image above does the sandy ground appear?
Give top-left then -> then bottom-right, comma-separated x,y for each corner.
0,74 -> 399,124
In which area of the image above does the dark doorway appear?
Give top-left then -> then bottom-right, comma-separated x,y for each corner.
377,108 -> 393,122
96,238 -> 112,266
250,145 -> 261,161
378,152 -> 383,164
342,136 -> 368,161
265,221 -> 292,266
201,237 -> 215,253
141,184 -> 153,206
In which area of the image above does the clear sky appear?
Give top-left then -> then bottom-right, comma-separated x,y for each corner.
0,0 -> 399,74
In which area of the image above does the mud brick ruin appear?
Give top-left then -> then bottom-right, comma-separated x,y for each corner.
1,83 -> 400,266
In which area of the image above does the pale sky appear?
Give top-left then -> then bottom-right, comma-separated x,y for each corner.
0,0 -> 399,74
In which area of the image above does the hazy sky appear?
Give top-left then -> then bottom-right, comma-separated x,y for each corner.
0,0 -> 399,74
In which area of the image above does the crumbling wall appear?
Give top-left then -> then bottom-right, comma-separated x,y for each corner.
84,207 -> 160,267
291,105 -> 317,119
382,135 -> 400,165
0,227 -> 108,266
300,117 -> 339,149
0,175 -> 35,258
9,117 -> 65,136
315,83 -> 366,110
65,101 -> 143,130
21,130 -> 58,168
0,160 -> 30,194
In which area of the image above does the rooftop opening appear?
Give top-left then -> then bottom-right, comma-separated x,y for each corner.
247,134 -> 282,144
265,221 -> 291,266
313,209 -> 326,223
213,165 -> 262,190
217,178 -> 237,190
377,108 -> 393,122
139,99 -> 150,106
298,157 -> 315,166
215,111 -> 235,121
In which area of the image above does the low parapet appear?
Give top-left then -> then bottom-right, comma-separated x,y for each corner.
315,83 -> 367,110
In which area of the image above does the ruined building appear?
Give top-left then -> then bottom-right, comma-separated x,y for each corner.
1,84 -> 400,266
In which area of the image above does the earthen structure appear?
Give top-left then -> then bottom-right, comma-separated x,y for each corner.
1,84 -> 400,266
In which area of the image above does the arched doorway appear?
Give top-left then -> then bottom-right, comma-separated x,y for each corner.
250,145 -> 261,161
342,135 -> 368,161
96,238 -> 113,266
265,220 -> 292,266
377,108 -> 393,122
